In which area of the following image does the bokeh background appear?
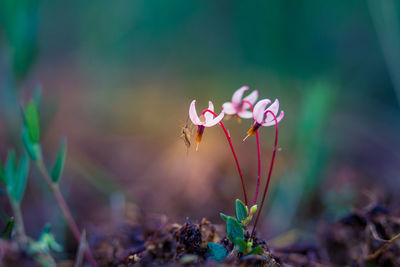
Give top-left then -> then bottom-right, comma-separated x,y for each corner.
1,0 -> 400,256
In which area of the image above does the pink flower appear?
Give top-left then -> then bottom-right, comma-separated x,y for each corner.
189,100 -> 224,146
246,99 -> 284,137
222,86 -> 258,119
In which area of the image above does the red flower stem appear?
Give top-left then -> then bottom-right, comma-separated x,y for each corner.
251,110 -> 278,237
254,131 -> 261,205
241,100 -> 262,206
37,161 -> 98,267
202,109 -> 248,206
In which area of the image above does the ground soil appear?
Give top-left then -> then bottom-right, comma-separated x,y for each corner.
91,204 -> 400,266
0,204 -> 399,266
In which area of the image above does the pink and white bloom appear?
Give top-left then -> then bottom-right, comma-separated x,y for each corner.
222,86 -> 258,119
246,99 -> 284,137
189,100 -> 224,145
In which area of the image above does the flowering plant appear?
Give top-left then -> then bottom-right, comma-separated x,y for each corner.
187,86 -> 284,261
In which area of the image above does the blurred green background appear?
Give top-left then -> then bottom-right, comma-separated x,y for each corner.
1,0 -> 400,251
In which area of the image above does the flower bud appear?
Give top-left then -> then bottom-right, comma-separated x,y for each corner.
250,204 -> 258,215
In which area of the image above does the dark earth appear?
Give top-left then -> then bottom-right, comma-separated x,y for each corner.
0,204 -> 399,266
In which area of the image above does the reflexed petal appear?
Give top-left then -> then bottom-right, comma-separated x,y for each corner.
232,86 -> 249,104
253,99 -> 271,123
261,110 -> 284,127
237,110 -> 253,119
205,111 -> 224,127
205,101 -> 215,121
189,100 -> 201,125
243,90 -> 258,106
267,99 -> 280,116
222,102 -> 236,114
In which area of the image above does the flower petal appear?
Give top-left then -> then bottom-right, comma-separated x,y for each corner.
262,99 -> 280,122
205,111 -> 224,127
189,100 -> 201,125
267,99 -> 280,116
261,110 -> 284,127
253,99 -> 271,123
237,110 -> 253,119
232,86 -> 249,104
205,101 -> 215,122
243,90 -> 258,105
222,102 -> 236,115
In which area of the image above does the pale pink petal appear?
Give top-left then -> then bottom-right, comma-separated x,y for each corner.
222,102 -> 236,115
267,99 -> 280,116
189,100 -> 201,125
243,90 -> 258,105
237,110 -> 253,119
232,86 -> 249,104
263,99 -> 280,122
205,111 -> 224,127
205,101 -> 215,122
253,99 -> 271,123
261,110 -> 284,127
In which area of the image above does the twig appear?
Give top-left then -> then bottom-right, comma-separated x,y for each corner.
74,230 -> 87,267
366,231 -> 400,260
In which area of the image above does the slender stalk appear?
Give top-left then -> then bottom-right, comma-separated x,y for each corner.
367,231 -> 400,260
254,131 -> 261,205
36,160 -> 98,267
251,110 -> 278,237
202,109 -> 248,206
240,100 -> 262,206
10,201 -> 27,243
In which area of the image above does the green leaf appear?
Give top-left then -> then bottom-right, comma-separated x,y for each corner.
220,213 -> 228,221
235,199 -> 248,223
2,217 -> 14,239
51,138 -> 67,183
5,150 -> 16,200
29,224 -> 63,254
226,217 -> 244,244
24,100 -> 40,143
14,153 -> 30,203
207,242 -> 227,262
235,238 -> 247,253
4,151 -> 30,203
248,245 -> 263,255
0,160 -> 5,185
22,128 -> 42,161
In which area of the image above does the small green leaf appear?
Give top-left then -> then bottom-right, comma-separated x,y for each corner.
5,150 -> 16,200
24,101 -> 40,143
14,153 -> 30,203
51,138 -> 67,183
242,215 -> 253,226
2,217 -> 14,239
235,199 -> 248,223
207,242 -> 227,262
248,245 -> 263,255
22,128 -> 42,161
226,217 -> 244,244
235,238 -> 247,253
220,213 -> 228,221
29,224 -> 63,254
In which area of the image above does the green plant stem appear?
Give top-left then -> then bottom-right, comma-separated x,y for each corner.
10,201 -> 27,243
36,160 -> 98,267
